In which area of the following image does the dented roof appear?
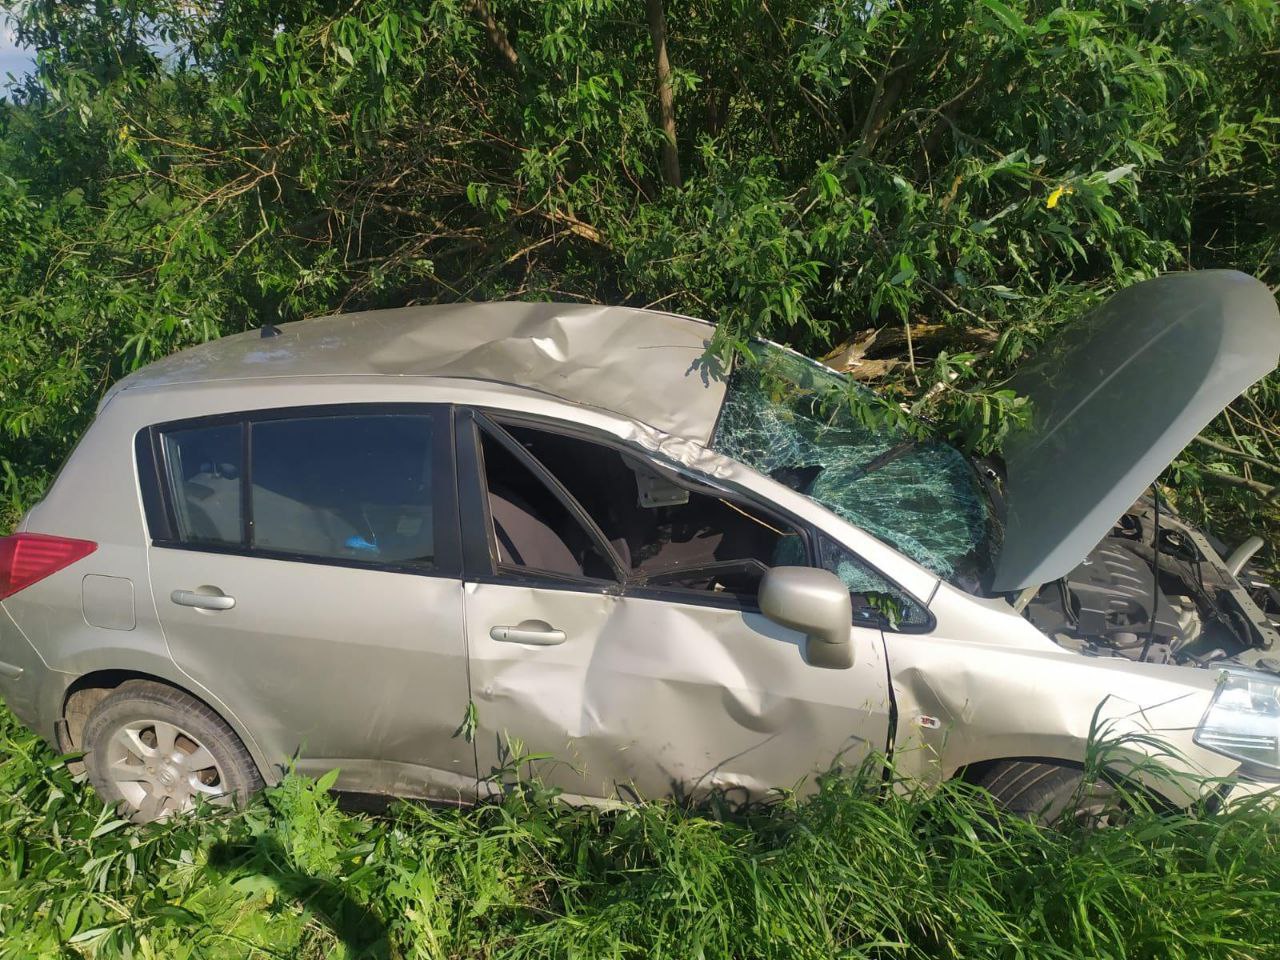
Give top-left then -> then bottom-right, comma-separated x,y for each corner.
104,302 -> 725,443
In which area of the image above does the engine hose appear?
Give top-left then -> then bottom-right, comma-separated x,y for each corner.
1139,486 -> 1162,663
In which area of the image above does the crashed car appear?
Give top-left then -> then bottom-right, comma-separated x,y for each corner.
0,269 -> 1277,823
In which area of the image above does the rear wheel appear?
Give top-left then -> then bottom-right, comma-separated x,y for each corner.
83,680 -> 262,823
972,760 -> 1126,827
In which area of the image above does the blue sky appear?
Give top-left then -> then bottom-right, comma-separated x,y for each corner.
0,18 -> 35,82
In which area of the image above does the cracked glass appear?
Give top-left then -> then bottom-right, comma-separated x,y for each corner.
710,344 -> 1002,593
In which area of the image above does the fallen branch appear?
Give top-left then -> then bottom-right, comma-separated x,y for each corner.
1201,467 -> 1278,503
1193,435 -> 1280,477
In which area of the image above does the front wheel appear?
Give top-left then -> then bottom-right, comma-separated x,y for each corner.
972,760 -> 1126,827
83,680 -> 263,823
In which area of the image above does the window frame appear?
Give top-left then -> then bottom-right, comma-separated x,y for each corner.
135,403 -> 461,579
458,407 -> 935,630
473,409 -> 627,589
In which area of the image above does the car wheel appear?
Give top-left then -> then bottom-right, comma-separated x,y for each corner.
83,680 -> 262,823
972,760 -> 1127,827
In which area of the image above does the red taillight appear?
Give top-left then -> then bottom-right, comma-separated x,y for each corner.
0,534 -> 98,601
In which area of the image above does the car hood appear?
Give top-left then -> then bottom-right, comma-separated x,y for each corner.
990,270 -> 1280,593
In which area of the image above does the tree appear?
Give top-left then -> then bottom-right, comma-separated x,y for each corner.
1,0 -> 1277,562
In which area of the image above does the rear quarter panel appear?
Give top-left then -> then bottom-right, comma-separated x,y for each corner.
6,394 -> 279,778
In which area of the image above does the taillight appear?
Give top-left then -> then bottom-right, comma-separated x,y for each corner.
0,534 -> 98,601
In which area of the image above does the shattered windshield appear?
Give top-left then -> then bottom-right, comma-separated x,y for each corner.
710,343 -> 1002,592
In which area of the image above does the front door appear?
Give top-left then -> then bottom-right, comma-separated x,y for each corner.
143,405 -> 475,800
457,411 -> 893,803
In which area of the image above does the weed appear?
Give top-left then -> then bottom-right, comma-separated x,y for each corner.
2,701 -> 1280,958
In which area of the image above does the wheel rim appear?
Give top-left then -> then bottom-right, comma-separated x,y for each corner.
104,719 -> 229,820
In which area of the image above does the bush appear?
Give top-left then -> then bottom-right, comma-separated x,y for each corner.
0,0 -> 1277,561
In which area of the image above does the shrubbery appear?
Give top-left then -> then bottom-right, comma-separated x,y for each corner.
0,0 -> 1277,557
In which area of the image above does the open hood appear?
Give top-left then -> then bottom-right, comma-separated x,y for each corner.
990,270 -> 1280,593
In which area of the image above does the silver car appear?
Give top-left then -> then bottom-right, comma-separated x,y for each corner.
1,270 -> 1278,823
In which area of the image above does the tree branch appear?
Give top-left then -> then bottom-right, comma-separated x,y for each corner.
1201,467 -> 1278,502
1193,435 -> 1280,477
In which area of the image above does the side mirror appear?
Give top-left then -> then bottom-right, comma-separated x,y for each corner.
758,566 -> 853,669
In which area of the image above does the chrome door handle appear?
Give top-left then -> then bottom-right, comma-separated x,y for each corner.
170,589 -> 236,611
489,620 -> 566,645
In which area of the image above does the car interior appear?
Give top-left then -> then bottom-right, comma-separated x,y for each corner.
480,422 -> 804,598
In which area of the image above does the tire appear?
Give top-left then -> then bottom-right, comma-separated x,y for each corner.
82,680 -> 263,823
972,760 -> 1125,828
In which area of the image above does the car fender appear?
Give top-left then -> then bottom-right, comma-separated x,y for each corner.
886,628 -> 1241,807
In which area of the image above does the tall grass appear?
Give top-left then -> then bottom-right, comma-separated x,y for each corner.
1,702 -> 1279,960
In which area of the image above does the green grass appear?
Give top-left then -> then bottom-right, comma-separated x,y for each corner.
2,704 -> 1280,959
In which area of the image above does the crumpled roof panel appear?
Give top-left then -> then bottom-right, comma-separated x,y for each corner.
105,302 -> 726,442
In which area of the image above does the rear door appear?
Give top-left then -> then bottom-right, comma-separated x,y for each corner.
457,410 -> 896,803
142,404 -> 475,800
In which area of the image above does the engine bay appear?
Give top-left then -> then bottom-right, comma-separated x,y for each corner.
1024,498 -> 1280,675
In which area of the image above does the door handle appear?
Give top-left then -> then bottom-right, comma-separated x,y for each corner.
489,620 -> 566,646
170,589 -> 236,611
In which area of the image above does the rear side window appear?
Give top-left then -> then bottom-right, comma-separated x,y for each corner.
251,416 -> 435,565
150,410 -> 442,569
161,423 -> 244,547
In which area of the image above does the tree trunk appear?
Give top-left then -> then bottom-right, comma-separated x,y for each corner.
645,0 -> 681,189
469,0 -> 519,71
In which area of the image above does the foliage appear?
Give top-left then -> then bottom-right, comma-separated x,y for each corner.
0,0 -> 1277,558
1,699 -> 1279,959
1,7 -> 1277,954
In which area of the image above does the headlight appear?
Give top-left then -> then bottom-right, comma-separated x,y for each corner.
1194,671 -> 1280,778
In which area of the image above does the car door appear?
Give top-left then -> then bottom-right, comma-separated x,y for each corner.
142,404 -> 476,800
456,409 -> 897,803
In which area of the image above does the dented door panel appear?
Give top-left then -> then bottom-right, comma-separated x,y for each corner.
465,581 -> 891,803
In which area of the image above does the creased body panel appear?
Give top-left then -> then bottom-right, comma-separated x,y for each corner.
104,303 -> 725,444
889,584 -> 1241,805
464,582 -> 891,803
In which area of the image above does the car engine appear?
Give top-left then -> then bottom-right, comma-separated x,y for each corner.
1024,498 -> 1280,675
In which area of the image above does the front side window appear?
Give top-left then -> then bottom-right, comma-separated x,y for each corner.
154,411 -> 438,568
475,417 -> 928,628
816,535 -> 930,629
478,427 -> 617,582
492,421 -> 804,601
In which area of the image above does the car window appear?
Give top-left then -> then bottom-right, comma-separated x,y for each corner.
815,534 -> 930,629
249,415 -> 436,565
160,423 -> 244,546
501,423 -> 805,601
711,342 -> 1002,593
478,427 -> 617,582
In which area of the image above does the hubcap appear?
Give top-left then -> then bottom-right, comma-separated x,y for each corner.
104,719 -> 229,821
